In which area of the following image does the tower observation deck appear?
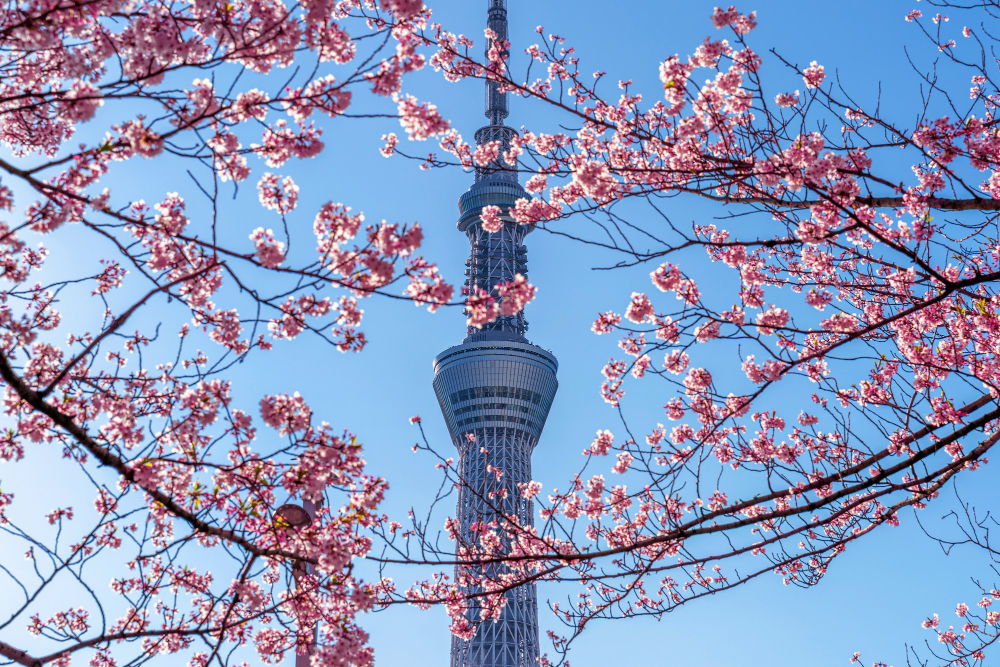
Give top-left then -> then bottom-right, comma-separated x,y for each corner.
432,2 -> 558,666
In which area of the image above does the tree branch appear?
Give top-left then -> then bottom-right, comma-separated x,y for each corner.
0,640 -> 41,667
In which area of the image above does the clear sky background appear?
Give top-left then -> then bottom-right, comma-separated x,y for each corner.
1,1 -> 993,666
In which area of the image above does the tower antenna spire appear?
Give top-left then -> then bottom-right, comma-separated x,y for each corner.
474,0 -> 517,185
484,0 -> 509,127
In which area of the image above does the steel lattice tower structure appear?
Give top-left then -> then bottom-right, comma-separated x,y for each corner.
432,2 -> 558,665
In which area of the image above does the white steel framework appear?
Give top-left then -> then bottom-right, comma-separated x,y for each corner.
432,2 -> 559,665
433,341 -> 557,667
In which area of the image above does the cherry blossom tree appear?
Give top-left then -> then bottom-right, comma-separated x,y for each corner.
371,3 -> 1000,666
9,0 -> 1000,665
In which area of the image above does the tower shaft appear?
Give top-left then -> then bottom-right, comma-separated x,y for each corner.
434,342 -> 556,667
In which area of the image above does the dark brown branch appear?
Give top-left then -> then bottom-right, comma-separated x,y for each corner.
0,640 -> 41,667
689,193 -> 1000,211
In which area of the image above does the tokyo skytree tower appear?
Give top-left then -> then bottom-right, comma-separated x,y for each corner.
431,1 -> 558,666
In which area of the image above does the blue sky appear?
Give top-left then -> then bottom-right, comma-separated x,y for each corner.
1,1 -> 993,666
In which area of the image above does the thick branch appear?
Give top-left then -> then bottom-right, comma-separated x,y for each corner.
695,193 -> 1000,211
0,640 -> 41,667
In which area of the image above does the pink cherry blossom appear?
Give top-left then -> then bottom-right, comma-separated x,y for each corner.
774,91 -> 799,107
60,81 -> 103,122
249,227 -> 286,268
381,0 -> 423,19
497,274 -> 536,316
624,292 -> 654,323
257,173 -> 299,214
802,61 -> 825,89
592,311 -> 622,334
465,289 -> 499,328
259,392 -> 312,436
588,430 -> 615,456
710,6 -> 758,34
396,94 -> 450,141
480,204 -> 503,233
380,133 -> 399,157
